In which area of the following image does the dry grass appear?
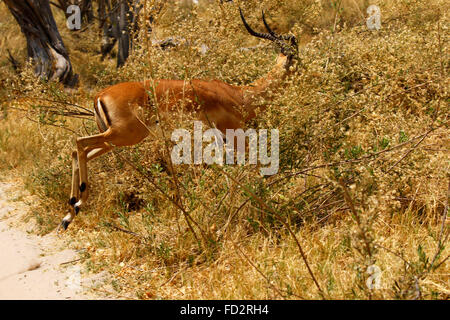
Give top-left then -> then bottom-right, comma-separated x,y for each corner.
0,0 -> 448,299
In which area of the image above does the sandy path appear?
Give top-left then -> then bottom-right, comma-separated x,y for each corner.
0,179 -> 109,300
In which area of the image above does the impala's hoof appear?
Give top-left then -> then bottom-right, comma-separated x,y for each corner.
61,219 -> 70,230
56,219 -> 70,234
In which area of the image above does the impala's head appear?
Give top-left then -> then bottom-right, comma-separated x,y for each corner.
239,8 -> 298,70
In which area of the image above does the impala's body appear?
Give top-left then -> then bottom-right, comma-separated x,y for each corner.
58,9 -> 298,231
94,52 -> 289,139
95,79 -> 245,141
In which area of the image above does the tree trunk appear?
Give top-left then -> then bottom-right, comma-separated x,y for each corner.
117,0 -> 131,67
81,0 -> 94,23
4,0 -> 78,86
100,0 -> 161,68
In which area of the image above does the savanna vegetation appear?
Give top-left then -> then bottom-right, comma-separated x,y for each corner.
0,0 -> 448,299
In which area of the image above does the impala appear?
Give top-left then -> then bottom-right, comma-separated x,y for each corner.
58,9 -> 298,231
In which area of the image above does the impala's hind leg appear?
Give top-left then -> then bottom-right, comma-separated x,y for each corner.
76,132 -> 112,205
59,143 -> 113,231
70,145 -> 112,211
69,150 -> 80,208
59,150 -> 81,232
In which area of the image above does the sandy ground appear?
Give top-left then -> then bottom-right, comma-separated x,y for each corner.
0,179 -> 109,300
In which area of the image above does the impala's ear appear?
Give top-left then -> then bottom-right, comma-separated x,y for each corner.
280,39 -> 297,60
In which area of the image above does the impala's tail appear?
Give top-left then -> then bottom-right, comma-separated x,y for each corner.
94,97 -> 111,132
